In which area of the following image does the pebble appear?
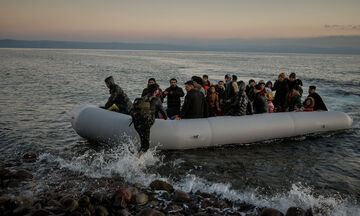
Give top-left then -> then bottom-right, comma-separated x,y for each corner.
61,198 -> 79,212
78,195 -> 91,207
118,209 -> 131,216
173,190 -> 190,203
95,205 -> 109,216
149,180 -> 174,193
135,193 -> 148,205
286,207 -> 306,216
112,188 -> 132,208
136,208 -> 165,216
261,207 -> 284,216
201,199 -> 214,208
12,170 -> 33,180
25,182 -> 37,189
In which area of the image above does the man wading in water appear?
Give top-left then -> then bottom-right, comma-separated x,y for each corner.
130,84 -> 169,157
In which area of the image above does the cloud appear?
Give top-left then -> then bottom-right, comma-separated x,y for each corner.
324,24 -> 360,31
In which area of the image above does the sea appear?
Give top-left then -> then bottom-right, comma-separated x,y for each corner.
0,48 -> 359,215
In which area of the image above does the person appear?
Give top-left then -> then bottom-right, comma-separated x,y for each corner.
303,97 -> 315,111
258,80 -> 266,93
273,72 -> 289,112
307,86 -> 328,111
215,81 -> 226,116
224,74 -> 237,114
284,85 -> 303,112
191,76 -> 206,96
179,81 -> 208,119
253,84 -> 269,114
206,85 -> 221,117
288,73 -> 303,96
142,78 -> 164,102
246,79 -> 256,103
228,81 -> 249,116
265,88 -> 275,113
101,76 -> 133,114
130,84 -> 169,156
202,75 -> 212,93
163,78 -> 185,118
265,81 -> 273,90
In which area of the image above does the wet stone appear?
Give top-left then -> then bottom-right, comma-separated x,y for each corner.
215,199 -> 229,209
112,188 -> 132,208
134,183 -> 145,189
78,195 -> 90,207
13,206 -> 31,215
286,207 -> 306,216
91,192 -> 105,204
149,180 -> 174,193
201,199 -> 214,208
136,208 -> 165,216
195,191 -> 213,199
173,190 -> 190,203
165,204 -> 182,213
13,170 -> 33,180
118,208 -> 131,216
261,208 -> 284,216
22,153 -> 37,162
0,167 -> 12,179
95,205 -> 109,216
135,193 -> 148,205
25,182 -> 37,189
61,198 -> 79,212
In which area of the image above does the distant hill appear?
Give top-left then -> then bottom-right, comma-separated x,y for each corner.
1,37 -> 360,54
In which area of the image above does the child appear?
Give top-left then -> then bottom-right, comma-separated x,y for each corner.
266,88 -> 275,113
303,97 -> 315,111
206,85 -> 221,117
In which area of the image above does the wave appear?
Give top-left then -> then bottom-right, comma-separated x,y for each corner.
38,136 -> 360,216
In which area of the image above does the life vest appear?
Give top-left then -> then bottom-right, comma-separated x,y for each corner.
130,96 -> 155,120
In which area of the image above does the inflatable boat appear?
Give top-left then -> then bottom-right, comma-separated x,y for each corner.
71,105 -> 353,150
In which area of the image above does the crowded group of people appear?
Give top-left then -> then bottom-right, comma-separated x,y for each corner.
101,73 -> 327,155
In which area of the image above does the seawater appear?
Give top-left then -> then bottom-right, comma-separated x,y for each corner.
0,48 -> 359,215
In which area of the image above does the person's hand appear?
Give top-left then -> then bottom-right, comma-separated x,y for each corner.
169,91 -> 173,95
175,116 -> 181,120
164,91 -> 168,95
166,117 -> 170,120
217,108 -> 221,112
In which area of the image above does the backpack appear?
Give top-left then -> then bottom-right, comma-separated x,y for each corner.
130,96 -> 155,121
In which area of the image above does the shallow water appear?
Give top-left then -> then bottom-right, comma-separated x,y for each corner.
1,48 -> 360,215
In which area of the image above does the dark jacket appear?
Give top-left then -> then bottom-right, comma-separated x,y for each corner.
284,91 -> 303,111
273,79 -> 289,111
253,92 -> 269,114
180,88 -> 208,119
308,92 -> 328,111
104,83 -> 132,114
142,87 -> 164,102
229,82 -> 249,116
288,79 -> 303,96
148,94 -> 168,119
246,85 -> 255,102
163,86 -> 185,108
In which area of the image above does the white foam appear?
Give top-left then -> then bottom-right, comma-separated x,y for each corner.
38,137 -> 360,216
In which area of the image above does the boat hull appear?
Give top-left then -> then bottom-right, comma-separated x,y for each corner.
71,105 -> 353,150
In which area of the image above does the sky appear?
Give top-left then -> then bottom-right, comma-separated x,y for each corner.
0,0 -> 359,43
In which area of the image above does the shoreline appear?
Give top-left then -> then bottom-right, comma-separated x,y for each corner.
0,154 -> 315,216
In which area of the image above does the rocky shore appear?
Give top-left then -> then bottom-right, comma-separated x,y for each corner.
0,153 -> 316,216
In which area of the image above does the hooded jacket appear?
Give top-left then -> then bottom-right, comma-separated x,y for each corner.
253,92 -> 269,114
273,78 -> 289,111
180,88 -> 208,119
308,92 -> 328,111
229,82 -> 249,116
104,78 -> 132,114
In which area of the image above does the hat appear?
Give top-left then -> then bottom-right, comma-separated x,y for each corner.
289,73 -> 296,78
191,76 -> 203,85
258,80 -> 265,85
278,73 -> 286,79
309,85 -> 316,90
254,84 -> 261,90
225,73 -> 231,78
